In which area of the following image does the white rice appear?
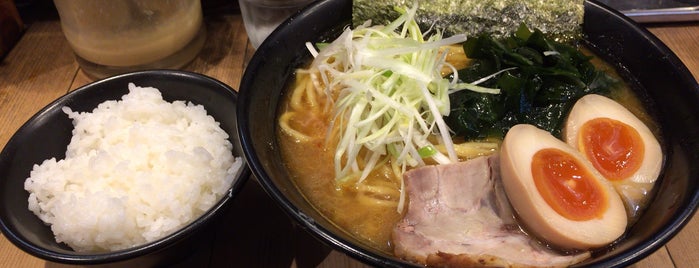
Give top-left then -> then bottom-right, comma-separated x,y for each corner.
24,83 -> 243,252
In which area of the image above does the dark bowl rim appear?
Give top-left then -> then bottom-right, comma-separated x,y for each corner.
581,3 -> 699,268
238,0 -> 402,265
238,0 -> 699,267
0,69 -> 252,264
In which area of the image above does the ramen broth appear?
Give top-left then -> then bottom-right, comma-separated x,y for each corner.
278,83 -> 403,251
277,47 -> 660,254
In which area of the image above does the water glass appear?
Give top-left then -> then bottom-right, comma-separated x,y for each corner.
239,0 -> 316,49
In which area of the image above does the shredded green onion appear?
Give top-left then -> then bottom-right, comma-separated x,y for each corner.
305,3 -> 491,212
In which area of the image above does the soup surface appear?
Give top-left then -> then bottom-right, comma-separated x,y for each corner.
278,74 -> 404,251
278,46 -> 660,254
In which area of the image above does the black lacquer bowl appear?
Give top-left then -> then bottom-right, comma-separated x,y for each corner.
0,70 -> 250,266
237,0 -> 699,266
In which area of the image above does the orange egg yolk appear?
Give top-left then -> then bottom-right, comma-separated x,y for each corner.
578,118 -> 644,181
532,148 -> 609,221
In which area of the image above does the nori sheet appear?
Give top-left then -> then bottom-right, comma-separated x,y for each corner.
352,0 -> 584,42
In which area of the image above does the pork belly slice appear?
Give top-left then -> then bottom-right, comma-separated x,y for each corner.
392,156 -> 590,267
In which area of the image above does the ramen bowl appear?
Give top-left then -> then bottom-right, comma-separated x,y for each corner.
0,70 -> 250,266
237,0 -> 699,266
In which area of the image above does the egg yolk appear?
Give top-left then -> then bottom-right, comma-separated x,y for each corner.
578,118 -> 644,181
532,148 -> 609,221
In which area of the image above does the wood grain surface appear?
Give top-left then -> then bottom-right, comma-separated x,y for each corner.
1,9 -> 698,268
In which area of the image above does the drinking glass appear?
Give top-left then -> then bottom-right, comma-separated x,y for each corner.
53,0 -> 206,79
239,0 -> 316,49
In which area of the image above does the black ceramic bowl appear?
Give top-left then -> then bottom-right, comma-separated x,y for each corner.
0,70 -> 250,266
238,0 -> 699,267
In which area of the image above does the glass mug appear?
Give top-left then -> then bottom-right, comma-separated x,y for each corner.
53,0 -> 206,79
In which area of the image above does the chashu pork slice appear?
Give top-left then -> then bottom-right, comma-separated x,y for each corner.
392,156 -> 590,267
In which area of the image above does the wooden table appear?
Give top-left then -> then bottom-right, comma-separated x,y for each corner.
1,9 -> 698,268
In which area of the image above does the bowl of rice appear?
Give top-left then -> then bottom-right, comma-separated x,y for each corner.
0,70 -> 250,266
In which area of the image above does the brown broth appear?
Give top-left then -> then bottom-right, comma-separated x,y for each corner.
279,128 -> 403,252
277,47 -> 660,255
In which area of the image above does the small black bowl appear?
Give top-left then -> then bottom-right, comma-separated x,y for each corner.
238,0 -> 699,267
0,70 -> 250,266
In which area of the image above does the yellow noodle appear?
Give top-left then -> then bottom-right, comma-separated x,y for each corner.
440,44 -> 471,76
304,74 -> 321,113
289,73 -> 311,111
358,183 -> 400,198
356,193 -> 399,208
278,112 -> 312,142
436,142 -> 499,160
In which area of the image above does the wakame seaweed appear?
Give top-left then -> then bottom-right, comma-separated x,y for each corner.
446,25 -> 618,140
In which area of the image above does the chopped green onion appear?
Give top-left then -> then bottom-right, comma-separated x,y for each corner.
418,146 -> 438,158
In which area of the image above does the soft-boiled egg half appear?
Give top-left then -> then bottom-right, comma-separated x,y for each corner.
564,94 -> 662,219
500,124 -> 627,250
564,94 -> 662,184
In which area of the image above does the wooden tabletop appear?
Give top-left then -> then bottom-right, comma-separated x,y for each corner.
1,8 -> 698,268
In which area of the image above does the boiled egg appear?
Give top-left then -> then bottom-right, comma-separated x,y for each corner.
563,94 -> 662,184
500,124 -> 627,250
564,94 -> 662,220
